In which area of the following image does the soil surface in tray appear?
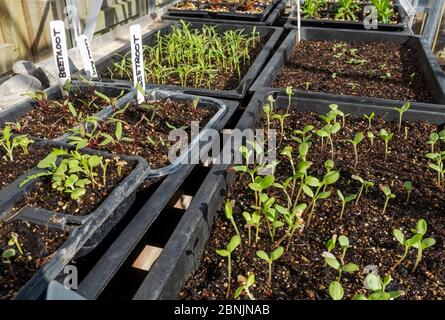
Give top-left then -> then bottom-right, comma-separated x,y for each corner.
180,107 -> 445,300
0,220 -> 68,300
73,99 -> 215,169
0,144 -> 52,190
13,156 -> 135,216
273,41 -> 433,103
172,0 -> 270,14
10,87 -> 121,140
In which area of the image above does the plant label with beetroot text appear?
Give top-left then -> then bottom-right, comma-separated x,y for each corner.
130,24 -> 145,104
50,20 -> 71,85
77,35 -> 98,78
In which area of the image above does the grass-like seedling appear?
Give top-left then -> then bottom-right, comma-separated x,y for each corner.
352,273 -> 403,300
225,199 -> 241,238
403,181 -> 413,204
346,132 -> 364,169
379,128 -> 394,161
216,235 -> 241,298
395,103 -> 411,132
109,22 -> 260,88
337,190 -> 357,220
393,219 -> 436,272
335,0 -> 359,21
352,175 -> 374,205
0,126 -> 34,161
380,185 -> 395,214
371,0 -> 395,23
234,273 -> 255,300
256,246 -> 284,284
363,112 -> 375,130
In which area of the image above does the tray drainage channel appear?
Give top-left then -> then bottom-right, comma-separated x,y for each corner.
97,165 -> 211,300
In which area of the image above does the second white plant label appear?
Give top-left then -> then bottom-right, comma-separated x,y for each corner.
130,24 -> 145,104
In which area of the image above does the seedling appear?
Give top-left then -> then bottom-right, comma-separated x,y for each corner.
2,248 -> 16,264
363,112 -> 375,129
347,82 -> 360,91
381,72 -> 391,80
242,211 -> 261,245
371,0 -> 395,24
427,132 -> 439,153
273,113 -> 290,144
275,203 -> 306,251
315,122 -> 341,160
380,185 -> 395,214
285,86 -> 293,115
345,132 -> 364,169
379,128 -> 393,161
403,181 -> 413,204
337,190 -> 357,220
225,199 -> 241,238
425,151 -> 445,189
304,170 -> 340,226
322,235 -> 359,281
256,246 -> 284,283
216,235 -> 241,298
0,126 -> 34,161
409,72 -> 416,84
367,131 -> 375,145
352,175 -> 374,205
263,103 -> 272,136
395,103 -> 411,132
352,272 -> 403,300
393,219 -> 435,272
304,82 -> 312,91
335,0 -> 359,21
293,125 -> 314,144
234,273 -> 255,300
8,233 -> 24,256
329,281 -> 344,300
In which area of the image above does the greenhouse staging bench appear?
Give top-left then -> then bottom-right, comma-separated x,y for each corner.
131,88 -> 445,300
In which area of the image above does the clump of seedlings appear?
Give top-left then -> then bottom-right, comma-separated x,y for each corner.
107,21 -> 261,90
323,235 -> 359,300
0,126 -> 34,162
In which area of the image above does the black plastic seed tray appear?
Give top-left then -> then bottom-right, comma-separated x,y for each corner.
285,2 -> 408,32
167,0 -> 279,22
0,140 -> 149,300
250,27 -> 445,106
130,87 -> 445,299
79,22 -> 283,101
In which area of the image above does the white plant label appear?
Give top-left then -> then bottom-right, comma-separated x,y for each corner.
50,20 -> 71,85
296,0 -> 301,43
77,35 -> 98,78
130,24 -> 145,104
